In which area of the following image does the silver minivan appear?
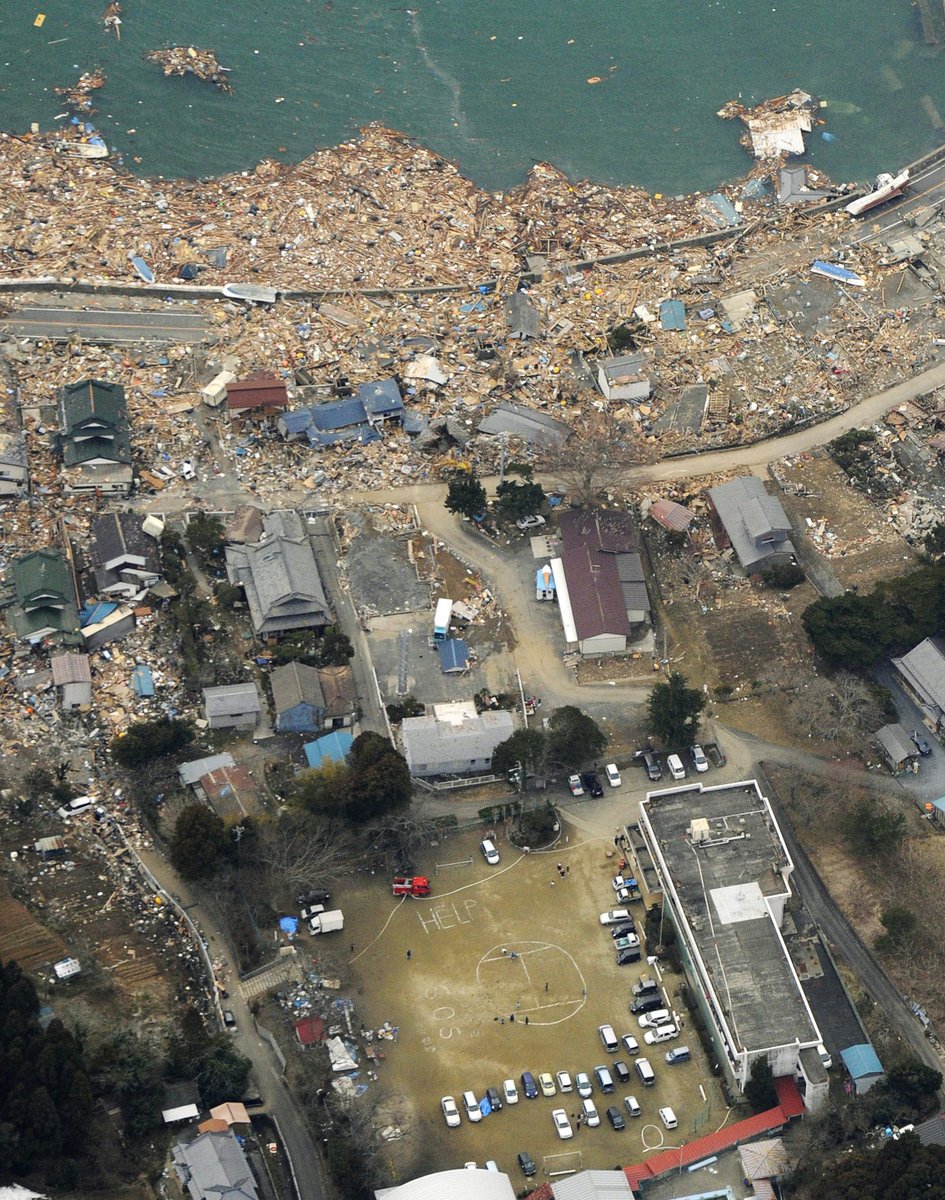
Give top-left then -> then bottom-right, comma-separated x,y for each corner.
599,1023 -> 619,1052
635,1057 -> 656,1086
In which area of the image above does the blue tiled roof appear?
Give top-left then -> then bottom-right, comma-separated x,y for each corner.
304,730 -> 354,767
358,378 -> 404,417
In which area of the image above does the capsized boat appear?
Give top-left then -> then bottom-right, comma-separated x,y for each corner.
845,169 -> 909,217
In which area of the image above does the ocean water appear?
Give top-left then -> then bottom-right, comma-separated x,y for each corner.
0,0 -> 943,193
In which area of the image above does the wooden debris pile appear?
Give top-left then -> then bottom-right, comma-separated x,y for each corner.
146,46 -> 233,93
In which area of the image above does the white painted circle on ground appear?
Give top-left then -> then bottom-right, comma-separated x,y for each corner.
640,1124 -> 665,1151
476,941 -> 587,1025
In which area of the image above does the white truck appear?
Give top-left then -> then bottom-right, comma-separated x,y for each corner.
308,909 -> 344,935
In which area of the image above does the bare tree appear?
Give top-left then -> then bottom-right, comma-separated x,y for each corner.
786,670 -> 882,744
257,812 -> 353,899
550,409 -> 653,506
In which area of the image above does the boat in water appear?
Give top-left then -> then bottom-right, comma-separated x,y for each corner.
845,169 -> 909,217
222,283 -> 278,304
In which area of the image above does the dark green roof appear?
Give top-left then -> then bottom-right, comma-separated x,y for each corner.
10,549 -> 81,643
59,380 -> 127,435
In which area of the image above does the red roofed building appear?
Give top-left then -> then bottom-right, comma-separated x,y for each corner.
226,370 -> 288,418
199,764 -> 260,821
552,509 -> 651,656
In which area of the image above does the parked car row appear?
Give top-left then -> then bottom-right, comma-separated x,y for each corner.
633,742 -> 722,782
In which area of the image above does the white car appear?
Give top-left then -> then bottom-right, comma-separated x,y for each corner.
605,763 -> 622,787
581,1098 -> 600,1126
600,908 -> 632,926
441,1096 -> 461,1128
575,1072 -> 593,1098
57,795 -> 94,820
644,1024 -> 679,1045
552,1108 -> 574,1140
690,745 -> 709,773
638,1009 -> 672,1029
462,1090 -> 482,1122
480,838 -> 500,865
667,753 -> 686,781
556,1070 -> 574,1093
538,1072 -> 556,1097
568,774 -> 585,796
659,1106 -> 678,1129
502,1078 -> 519,1105
516,514 -> 547,531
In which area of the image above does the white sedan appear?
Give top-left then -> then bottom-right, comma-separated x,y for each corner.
441,1096 -> 461,1128
552,1108 -> 574,1140
502,1078 -> 519,1105
568,774 -> 585,796
600,908 -> 632,926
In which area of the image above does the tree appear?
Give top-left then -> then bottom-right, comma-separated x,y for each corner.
820,1135 -> 945,1200
876,904 -> 918,953
787,671 -> 884,744
760,561 -> 805,589
111,717 -> 192,767
546,706 -> 606,769
802,593 -> 888,667
193,1037 -> 251,1109
491,728 -> 547,780
185,511 -> 225,563
886,1058 -> 943,1108
494,479 -> 545,522
924,522 -> 945,560
744,1057 -> 777,1113
295,761 -> 353,818
549,411 -> 651,506
257,811 -> 351,895
647,672 -> 706,746
271,626 -> 354,668
841,795 -> 906,857
90,1030 -> 165,1139
445,471 -> 487,520
296,734 -> 412,823
170,804 -> 230,879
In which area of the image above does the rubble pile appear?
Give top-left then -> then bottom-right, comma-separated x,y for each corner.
54,70 -> 107,115
146,47 -> 234,93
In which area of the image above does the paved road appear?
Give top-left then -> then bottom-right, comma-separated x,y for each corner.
136,844 -> 328,1200
851,155 -> 945,245
0,304 -> 212,343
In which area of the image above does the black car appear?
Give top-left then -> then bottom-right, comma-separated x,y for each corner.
630,995 -> 664,1015
606,1105 -> 626,1130
517,1151 -> 537,1177
297,888 -> 331,907
485,1086 -> 503,1112
911,729 -> 932,756
610,922 -> 636,940
616,947 -> 642,966
581,771 -> 604,798
613,1060 -> 631,1084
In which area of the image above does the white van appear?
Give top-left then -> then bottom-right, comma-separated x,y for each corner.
667,754 -> 686,781
480,838 -> 500,866
57,796 -> 94,819
605,763 -> 622,788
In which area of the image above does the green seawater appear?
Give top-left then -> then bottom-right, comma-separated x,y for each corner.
0,0 -> 943,192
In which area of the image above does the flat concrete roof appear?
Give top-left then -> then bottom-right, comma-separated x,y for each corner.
642,782 -> 819,1054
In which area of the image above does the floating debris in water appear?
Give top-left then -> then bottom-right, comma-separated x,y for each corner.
146,46 -> 234,93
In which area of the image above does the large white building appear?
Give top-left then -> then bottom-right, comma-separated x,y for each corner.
637,779 -> 828,1113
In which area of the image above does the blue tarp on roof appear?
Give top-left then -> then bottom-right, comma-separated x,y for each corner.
840,1044 -> 884,1080
304,730 -> 354,768
358,378 -> 404,418
132,664 -> 155,697
700,193 -> 741,228
280,409 -> 314,436
437,637 -> 470,673
659,299 -> 687,331
79,601 -> 118,628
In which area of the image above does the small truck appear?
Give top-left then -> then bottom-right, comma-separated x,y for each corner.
392,875 -> 431,897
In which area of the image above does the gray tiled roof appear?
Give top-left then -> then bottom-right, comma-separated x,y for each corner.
401,710 -> 513,774
203,683 -> 261,719
271,661 -> 324,714
892,638 -> 945,718
226,521 -> 329,636
874,723 -> 917,764
708,476 -> 795,571
172,1129 -> 259,1200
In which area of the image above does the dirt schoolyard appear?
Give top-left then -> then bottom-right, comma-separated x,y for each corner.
338,819 -> 722,1183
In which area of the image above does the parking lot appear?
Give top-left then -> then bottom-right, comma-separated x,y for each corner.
341,819 -> 723,1183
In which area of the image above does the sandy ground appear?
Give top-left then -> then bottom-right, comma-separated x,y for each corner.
338,817 -> 726,1184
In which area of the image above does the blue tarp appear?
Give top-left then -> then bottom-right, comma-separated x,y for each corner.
79,601 -> 117,628
659,299 -> 687,331
279,916 -> 299,934
811,260 -> 865,287
132,664 -> 155,698
304,730 -> 354,768
437,638 -> 470,673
